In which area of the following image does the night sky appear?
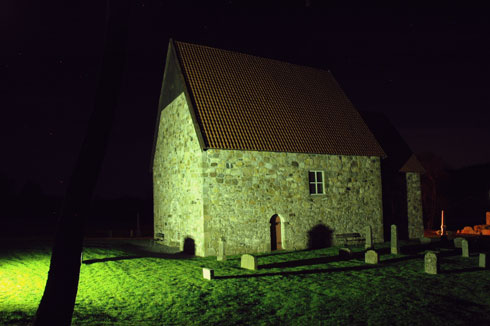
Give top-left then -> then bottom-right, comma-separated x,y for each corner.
2,1 -> 489,199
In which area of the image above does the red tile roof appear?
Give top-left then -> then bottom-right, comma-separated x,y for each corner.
174,40 -> 385,157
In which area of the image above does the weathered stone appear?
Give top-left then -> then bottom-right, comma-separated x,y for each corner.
241,254 -> 257,270
365,249 -> 379,264
461,239 -> 470,258
391,224 -> 399,255
419,237 -> 432,245
153,93 -> 394,256
217,238 -> 226,261
406,173 -> 424,239
453,237 -> 464,248
364,225 -> 373,249
202,268 -> 214,280
338,247 -> 352,259
479,253 -> 488,269
425,251 -> 439,275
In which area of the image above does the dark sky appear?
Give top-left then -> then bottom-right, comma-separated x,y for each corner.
2,1 -> 489,199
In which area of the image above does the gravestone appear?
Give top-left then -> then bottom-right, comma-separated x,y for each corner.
202,268 -> 214,280
461,239 -> 469,257
424,251 -> 439,275
339,247 -> 352,259
391,224 -> 399,255
479,253 -> 488,269
453,237 -> 464,249
364,225 -> 373,249
217,238 -> 226,261
419,237 -> 431,245
365,249 -> 379,264
241,254 -> 257,270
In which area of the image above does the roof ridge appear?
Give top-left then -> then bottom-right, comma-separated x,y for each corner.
174,40 -> 331,75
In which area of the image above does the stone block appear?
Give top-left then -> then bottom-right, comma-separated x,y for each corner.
365,249 -> 379,264
203,268 -> 214,280
461,239 -> 469,258
424,251 -> 439,275
479,253 -> 488,269
338,247 -> 352,259
391,224 -> 399,255
364,225 -> 373,249
419,237 -> 432,245
241,254 -> 257,270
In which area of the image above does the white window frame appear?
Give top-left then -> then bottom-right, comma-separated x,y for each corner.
308,170 -> 325,195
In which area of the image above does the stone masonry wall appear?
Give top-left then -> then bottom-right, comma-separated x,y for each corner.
406,172 -> 424,239
202,150 -> 384,256
153,93 -> 205,256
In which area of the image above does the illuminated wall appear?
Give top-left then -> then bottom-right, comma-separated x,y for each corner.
201,150 -> 383,256
153,93 -> 204,256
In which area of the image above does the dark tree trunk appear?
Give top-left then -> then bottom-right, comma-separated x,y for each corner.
33,1 -> 129,325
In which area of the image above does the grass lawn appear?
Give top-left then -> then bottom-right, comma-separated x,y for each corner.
1,238 -> 489,325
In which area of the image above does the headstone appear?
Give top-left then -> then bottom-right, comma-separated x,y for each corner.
241,254 -> 258,270
391,224 -> 399,255
365,249 -> 379,264
479,253 -> 488,269
461,239 -> 469,257
339,247 -> 352,259
425,251 -> 439,275
453,237 -> 464,248
364,225 -> 373,249
203,268 -> 214,280
217,238 -> 226,261
419,237 -> 431,245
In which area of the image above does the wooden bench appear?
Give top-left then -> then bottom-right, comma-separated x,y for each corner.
335,233 -> 365,246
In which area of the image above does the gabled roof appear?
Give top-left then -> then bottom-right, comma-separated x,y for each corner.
359,111 -> 425,173
400,154 -> 425,173
157,40 -> 386,157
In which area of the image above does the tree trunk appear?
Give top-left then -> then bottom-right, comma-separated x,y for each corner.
33,1 -> 129,325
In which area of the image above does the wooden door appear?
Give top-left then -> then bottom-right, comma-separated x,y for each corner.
270,215 -> 282,250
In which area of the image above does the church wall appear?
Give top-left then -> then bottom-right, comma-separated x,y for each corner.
202,149 -> 384,256
153,93 -> 205,256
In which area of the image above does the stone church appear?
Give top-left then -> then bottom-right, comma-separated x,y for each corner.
152,40 -> 424,256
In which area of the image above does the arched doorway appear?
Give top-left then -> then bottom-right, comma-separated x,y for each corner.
270,215 -> 282,250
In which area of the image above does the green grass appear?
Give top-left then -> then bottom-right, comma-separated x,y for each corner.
1,239 -> 490,325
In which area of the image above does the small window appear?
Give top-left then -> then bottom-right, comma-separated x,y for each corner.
308,171 -> 325,195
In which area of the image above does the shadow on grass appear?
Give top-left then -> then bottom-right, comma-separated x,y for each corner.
82,250 -> 194,264
259,255 -> 345,269
441,267 -> 483,274
215,264 -> 381,279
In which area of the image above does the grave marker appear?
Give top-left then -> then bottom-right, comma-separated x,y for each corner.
453,237 -> 464,249
461,239 -> 469,258
424,251 -> 439,275
364,225 -> 373,249
391,224 -> 399,255
339,247 -> 352,259
479,253 -> 488,269
365,249 -> 379,264
202,268 -> 214,280
241,254 -> 257,270
217,238 -> 226,261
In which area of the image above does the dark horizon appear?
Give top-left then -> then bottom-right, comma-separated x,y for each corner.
2,1 -> 489,198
